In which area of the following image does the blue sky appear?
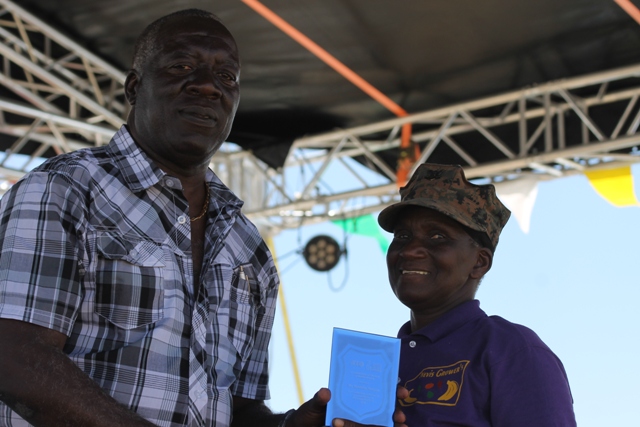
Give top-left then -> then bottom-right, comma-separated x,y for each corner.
266,163 -> 640,426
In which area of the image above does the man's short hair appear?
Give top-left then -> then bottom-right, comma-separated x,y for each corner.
132,9 -> 222,72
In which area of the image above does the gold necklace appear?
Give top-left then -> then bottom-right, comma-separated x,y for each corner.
190,185 -> 210,222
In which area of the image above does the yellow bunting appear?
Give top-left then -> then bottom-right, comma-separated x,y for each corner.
585,166 -> 639,207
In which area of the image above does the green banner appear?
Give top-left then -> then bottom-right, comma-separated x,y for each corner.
332,214 -> 390,254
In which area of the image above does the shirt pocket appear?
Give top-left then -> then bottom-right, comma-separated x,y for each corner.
94,232 -> 166,330
228,264 -> 265,361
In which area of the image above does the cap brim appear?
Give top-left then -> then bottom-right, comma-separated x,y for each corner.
378,199 -> 486,235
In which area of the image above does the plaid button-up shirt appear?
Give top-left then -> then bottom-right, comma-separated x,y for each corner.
0,126 -> 279,427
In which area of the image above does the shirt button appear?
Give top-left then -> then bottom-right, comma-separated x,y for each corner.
165,178 -> 174,187
409,341 -> 417,348
177,215 -> 187,224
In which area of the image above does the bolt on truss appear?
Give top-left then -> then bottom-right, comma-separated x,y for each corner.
0,0 -> 639,236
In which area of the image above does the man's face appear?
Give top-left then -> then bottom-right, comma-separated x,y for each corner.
126,15 -> 240,171
386,206 -> 489,316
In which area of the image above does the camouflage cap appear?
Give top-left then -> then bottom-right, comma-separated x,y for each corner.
378,163 -> 511,249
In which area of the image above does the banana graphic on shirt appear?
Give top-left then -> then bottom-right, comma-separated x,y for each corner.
437,380 -> 459,401
402,389 -> 418,404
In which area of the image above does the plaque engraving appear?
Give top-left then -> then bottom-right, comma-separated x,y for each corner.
325,328 -> 400,427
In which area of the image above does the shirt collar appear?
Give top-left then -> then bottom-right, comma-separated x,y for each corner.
398,300 -> 486,342
105,125 -> 165,192
105,125 -> 244,210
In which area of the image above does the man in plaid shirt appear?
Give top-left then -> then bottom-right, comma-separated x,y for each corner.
0,8 -> 407,427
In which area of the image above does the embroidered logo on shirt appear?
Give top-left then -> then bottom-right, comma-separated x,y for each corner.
400,360 -> 469,407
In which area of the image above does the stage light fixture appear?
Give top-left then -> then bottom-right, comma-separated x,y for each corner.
303,235 -> 342,272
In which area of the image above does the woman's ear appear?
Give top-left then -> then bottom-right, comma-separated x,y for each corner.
470,247 -> 493,280
124,70 -> 139,105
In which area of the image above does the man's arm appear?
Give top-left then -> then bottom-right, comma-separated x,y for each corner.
0,319 -> 156,427
231,396 -> 284,427
231,390 -> 331,427
232,388 -> 408,427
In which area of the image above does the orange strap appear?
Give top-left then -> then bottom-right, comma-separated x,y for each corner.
242,0 -> 417,185
614,0 -> 640,24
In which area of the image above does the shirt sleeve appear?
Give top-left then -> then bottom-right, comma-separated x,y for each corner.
0,171 -> 85,335
489,344 -> 577,427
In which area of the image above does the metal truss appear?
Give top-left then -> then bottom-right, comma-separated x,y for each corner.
0,0 -> 125,180
0,0 -> 639,236
242,63 -> 640,234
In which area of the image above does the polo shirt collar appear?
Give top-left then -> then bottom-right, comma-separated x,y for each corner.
398,300 -> 486,342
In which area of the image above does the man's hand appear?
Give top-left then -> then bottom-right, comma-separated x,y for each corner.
284,388 -> 330,427
287,386 -> 408,427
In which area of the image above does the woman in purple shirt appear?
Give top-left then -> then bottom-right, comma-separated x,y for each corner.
377,163 -> 577,427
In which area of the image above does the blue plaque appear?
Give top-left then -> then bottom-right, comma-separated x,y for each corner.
325,328 -> 400,427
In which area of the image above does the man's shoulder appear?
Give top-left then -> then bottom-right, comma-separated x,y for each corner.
33,126 -> 137,175
43,146 -> 103,162
32,146 -> 111,181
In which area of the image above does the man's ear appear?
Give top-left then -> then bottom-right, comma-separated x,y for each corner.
470,247 -> 493,280
124,70 -> 139,105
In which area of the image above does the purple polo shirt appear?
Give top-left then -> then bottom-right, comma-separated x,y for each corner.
397,300 -> 576,426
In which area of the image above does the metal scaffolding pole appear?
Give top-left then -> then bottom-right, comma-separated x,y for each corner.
0,0 -> 639,236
